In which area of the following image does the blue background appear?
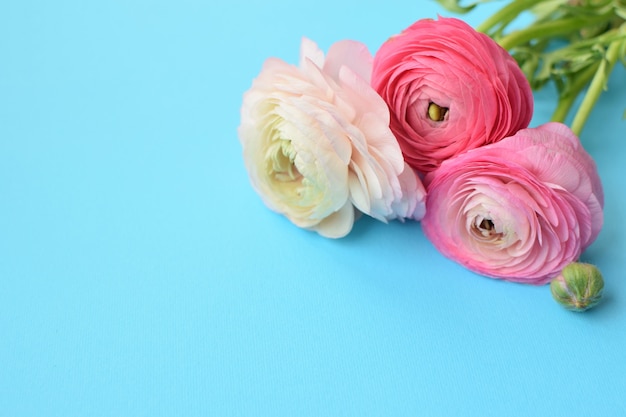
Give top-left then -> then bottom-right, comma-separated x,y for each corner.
1,1 -> 625,416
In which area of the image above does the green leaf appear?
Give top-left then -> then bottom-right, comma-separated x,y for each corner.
560,1 -> 614,18
530,0 -> 568,20
616,7 -> 626,21
433,0 -> 481,13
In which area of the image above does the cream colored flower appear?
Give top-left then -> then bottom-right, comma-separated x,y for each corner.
238,38 -> 425,238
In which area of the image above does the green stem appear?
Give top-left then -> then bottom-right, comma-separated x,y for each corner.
551,62 -> 601,123
476,0 -> 545,34
551,97 -> 575,124
570,39 -> 624,135
498,14 -> 612,50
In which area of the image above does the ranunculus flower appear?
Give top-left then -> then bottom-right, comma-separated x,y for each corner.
239,37 -> 426,238
421,122 -> 604,284
371,17 -> 534,173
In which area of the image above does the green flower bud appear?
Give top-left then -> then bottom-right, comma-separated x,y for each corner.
550,263 -> 604,312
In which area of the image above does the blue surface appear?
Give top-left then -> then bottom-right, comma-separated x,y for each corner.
1,1 -> 625,416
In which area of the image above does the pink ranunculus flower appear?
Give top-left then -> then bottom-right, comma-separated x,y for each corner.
238,37 -> 426,238
421,122 -> 604,284
371,17 -> 534,173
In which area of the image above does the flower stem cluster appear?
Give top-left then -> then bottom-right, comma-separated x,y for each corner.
437,0 -> 626,136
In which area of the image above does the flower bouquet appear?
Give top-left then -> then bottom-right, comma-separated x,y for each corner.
238,0 -> 625,310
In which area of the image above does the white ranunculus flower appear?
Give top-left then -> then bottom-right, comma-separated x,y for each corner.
238,37 -> 426,238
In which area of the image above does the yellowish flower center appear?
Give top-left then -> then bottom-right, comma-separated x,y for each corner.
267,139 -> 302,182
427,102 -> 449,122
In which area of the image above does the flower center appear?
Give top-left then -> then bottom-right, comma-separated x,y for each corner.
472,216 -> 504,241
267,139 -> 302,182
480,218 -> 494,232
427,102 -> 449,122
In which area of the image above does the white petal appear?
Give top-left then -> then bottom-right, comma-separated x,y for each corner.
299,37 -> 325,69
389,163 -> 427,221
324,40 -> 373,83
313,203 -> 355,238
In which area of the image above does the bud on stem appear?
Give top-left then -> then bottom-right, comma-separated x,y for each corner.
550,262 -> 604,312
